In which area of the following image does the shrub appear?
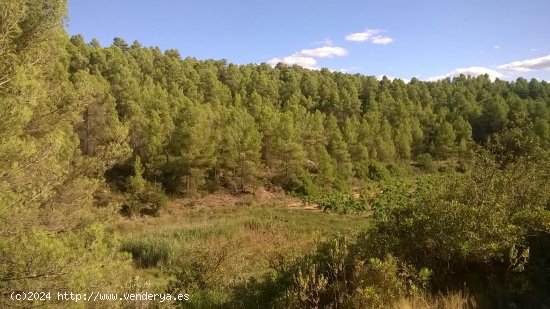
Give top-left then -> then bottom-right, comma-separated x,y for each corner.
123,156 -> 168,216
238,236 -> 431,309
139,182 -> 168,215
166,238 -> 239,309
312,191 -> 367,214
366,161 -> 390,181
280,172 -> 320,197
363,149 -> 550,305
123,182 -> 168,217
415,153 -> 436,172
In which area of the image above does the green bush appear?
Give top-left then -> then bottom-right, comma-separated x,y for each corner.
312,191 -> 366,214
366,161 -> 390,181
166,239 -> 239,308
123,182 -> 168,217
140,182 -> 168,214
385,163 -> 405,176
235,236 -> 431,309
364,149 -> 550,305
415,153 -> 436,172
280,172 -> 320,197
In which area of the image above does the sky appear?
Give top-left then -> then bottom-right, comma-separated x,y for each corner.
67,0 -> 550,82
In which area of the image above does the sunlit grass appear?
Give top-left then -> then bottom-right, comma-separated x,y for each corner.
118,200 -> 369,291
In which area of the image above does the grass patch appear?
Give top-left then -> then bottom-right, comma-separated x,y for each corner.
121,238 -> 173,268
117,202 -> 369,293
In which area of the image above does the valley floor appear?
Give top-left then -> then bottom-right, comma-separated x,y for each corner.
117,191 -> 369,296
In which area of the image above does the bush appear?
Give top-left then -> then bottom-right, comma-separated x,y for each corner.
235,236 -> 431,309
166,238 -> 239,308
312,191 -> 366,214
363,149 -> 550,305
123,182 -> 168,217
280,172 -> 320,197
122,156 -> 168,216
366,161 -> 390,181
415,153 -> 436,172
386,163 -> 406,176
140,182 -> 168,215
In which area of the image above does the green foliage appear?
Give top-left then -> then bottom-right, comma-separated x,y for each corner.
3,2 -> 550,307
363,147 -> 550,305
312,191 -> 367,214
58,32 -> 550,198
129,156 -> 146,193
280,171 -> 320,196
124,156 -> 168,216
415,153 -> 436,172
366,161 -> 391,181
238,236 -> 431,309
238,144 -> 549,307
121,238 -> 173,268
0,2 -> 131,307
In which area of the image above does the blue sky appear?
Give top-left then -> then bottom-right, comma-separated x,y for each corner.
67,0 -> 550,81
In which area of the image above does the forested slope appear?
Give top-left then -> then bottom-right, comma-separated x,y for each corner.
65,34 -> 550,199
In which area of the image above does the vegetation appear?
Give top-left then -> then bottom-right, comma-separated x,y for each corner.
1,0 -> 549,308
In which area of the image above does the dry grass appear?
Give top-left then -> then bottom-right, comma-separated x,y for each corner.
394,292 -> 476,309
115,190 -> 369,292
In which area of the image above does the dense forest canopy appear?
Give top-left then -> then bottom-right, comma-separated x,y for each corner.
66,34 -> 550,197
1,1 -> 549,308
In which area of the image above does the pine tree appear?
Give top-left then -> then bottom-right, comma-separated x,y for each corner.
325,115 -> 353,188
217,107 -> 262,192
435,121 -> 457,159
0,2 -> 129,306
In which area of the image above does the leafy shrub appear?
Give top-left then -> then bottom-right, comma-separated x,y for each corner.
166,238 -> 239,308
122,182 -> 168,217
235,236 -> 431,309
141,182 -> 168,212
363,149 -> 550,305
366,161 -> 390,181
415,153 -> 436,172
280,172 -> 320,197
312,191 -> 367,214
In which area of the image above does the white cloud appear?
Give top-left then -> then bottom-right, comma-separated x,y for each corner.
427,66 -> 503,81
267,55 -> 318,69
345,29 -> 393,45
496,54 -> 550,72
494,45 -> 501,49
267,45 -> 348,70
297,46 -> 348,58
372,36 -> 394,45
346,29 -> 379,41
376,75 -> 410,83
337,66 -> 361,73
314,38 -> 333,46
